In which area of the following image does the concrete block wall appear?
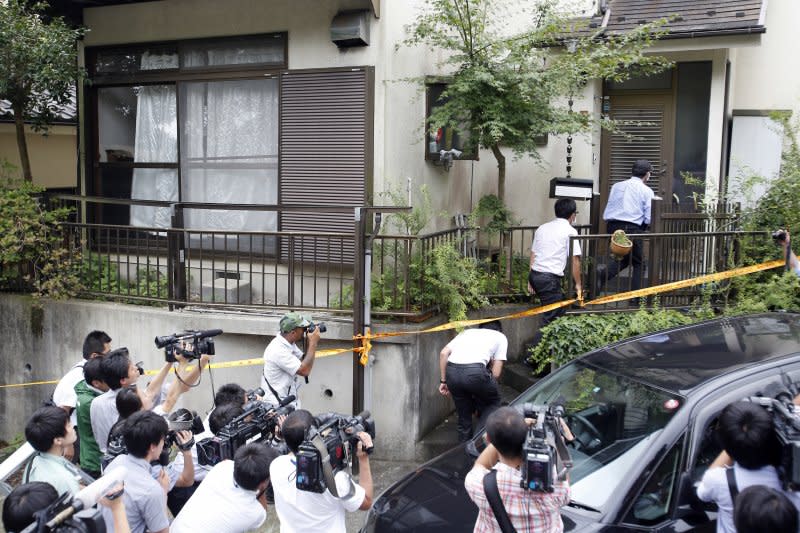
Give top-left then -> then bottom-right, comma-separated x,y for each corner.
0,295 -> 540,460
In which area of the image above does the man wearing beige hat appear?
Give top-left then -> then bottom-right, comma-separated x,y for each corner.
261,312 -> 322,408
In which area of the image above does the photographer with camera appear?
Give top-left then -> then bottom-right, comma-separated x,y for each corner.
773,229 -> 800,276
464,407 -> 570,533
269,409 -> 373,533
22,406 -> 85,497
696,401 -> 799,533
734,485 -> 799,533
102,410 -> 174,533
262,312 -> 323,408
171,442 -> 280,533
2,480 -> 131,533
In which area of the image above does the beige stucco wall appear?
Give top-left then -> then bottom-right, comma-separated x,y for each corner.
82,0 -> 596,229
729,0 -> 800,113
0,124 -> 77,188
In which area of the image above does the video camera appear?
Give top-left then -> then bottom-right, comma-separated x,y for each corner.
295,411 -> 375,495
19,469 -> 127,533
246,387 -> 265,402
746,387 -> 800,490
154,329 -> 222,362
517,403 -> 573,492
196,396 -> 296,467
307,322 -> 326,334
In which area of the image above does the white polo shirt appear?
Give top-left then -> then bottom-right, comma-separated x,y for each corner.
52,360 -> 86,426
269,454 -> 365,533
170,460 -> 266,533
531,217 -> 581,276
445,329 -> 508,366
261,335 -> 304,408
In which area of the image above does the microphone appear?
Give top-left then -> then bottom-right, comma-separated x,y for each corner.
279,395 -> 296,407
45,468 -> 127,528
196,329 -> 223,339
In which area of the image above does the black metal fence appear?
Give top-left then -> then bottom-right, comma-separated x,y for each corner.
3,194 -> 772,318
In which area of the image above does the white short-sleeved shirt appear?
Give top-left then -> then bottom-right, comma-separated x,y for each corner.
531,218 -> 581,276
269,453 -> 365,533
52,361 -> 86,426
445,329 -> 508,366
170,429 -> 213,484
103,454 -> 170,533
262,335 -> 304,408
170,460 -> 266,533
696,463 -> 800,533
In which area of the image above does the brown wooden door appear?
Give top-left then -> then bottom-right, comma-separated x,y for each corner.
600,93 -> 675,229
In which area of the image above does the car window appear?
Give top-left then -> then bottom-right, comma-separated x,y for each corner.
511,361 -> 683,511
624,435 -> 684,525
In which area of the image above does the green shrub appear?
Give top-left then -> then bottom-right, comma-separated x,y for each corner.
527,307 -> 694,373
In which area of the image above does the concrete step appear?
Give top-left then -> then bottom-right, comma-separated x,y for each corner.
415,379 -> 532,462
499,361 -> 540,394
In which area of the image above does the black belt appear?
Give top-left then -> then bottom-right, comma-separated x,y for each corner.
531,270 -> 562,278
447,362 -> 487,369
607,219 -> 643,227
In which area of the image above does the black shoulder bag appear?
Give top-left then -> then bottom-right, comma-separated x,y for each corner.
482,469 -> 518,533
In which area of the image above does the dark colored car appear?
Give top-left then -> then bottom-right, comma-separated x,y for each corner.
362,313 -> 800,532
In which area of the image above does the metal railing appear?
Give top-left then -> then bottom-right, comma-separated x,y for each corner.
568,230 -> 770,311
3,193 -> 773,318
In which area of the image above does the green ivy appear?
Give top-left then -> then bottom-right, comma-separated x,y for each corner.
527,307 -> 694,373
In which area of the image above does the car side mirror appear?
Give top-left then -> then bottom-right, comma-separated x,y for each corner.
674,472 -> 716,516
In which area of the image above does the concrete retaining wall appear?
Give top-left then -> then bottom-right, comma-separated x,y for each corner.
0,294 -> 540,460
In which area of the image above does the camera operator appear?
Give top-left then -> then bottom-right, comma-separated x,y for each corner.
166,403 -> 245,516
171,442 -> 280,533
774,229 -> 800,276
464,407 -> 570,533
696,401 -> 800,533
2,481 -> 131,533
102,410 -> 173,533
269,410 -> 373,533
734,485 -> 799,533
262,312 -> 322,408
52,330 -> 112,461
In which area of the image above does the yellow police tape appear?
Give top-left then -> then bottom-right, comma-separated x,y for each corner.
0,259 -> 785,389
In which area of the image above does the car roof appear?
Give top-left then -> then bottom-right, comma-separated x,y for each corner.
579,312 -> 800,394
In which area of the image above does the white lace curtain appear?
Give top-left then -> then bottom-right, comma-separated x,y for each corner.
129,50 -> 279,233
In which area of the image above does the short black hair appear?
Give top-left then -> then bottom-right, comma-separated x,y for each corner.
485,407 -> 527,459
283,409 -> 315,454
717,402 -> 776,469
101,348 -> 131,390
631,159 -> 652,178
214,383 -> 246,408
233,443 -> 280,491
123,410 -> 168,459
2,482 -> 58,532
734,485 -> 799,533
83,356 -> 106,388
554,198 -> 577,219
478,320 -> 503,333
116,386 -> 143,419
209,403 -> 245,435
82,330 -> 111,360
25,406 -> 68,452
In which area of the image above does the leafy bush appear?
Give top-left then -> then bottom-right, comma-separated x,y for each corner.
422,242 -> 488,322
527,307 -> 694,373
0,174 -> 82,301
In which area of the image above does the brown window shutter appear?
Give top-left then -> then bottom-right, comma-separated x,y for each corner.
608,105 -> 665,194
280,68 -> 370,263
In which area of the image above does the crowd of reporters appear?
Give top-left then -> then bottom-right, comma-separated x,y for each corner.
2,317 -> 375,533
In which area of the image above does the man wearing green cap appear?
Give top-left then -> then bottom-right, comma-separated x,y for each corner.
261,311 -> 322,408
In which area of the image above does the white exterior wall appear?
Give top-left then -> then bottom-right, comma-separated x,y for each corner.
82,0 -> 596,229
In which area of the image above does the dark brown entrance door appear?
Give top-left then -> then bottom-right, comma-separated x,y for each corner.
599,93 -> 675,229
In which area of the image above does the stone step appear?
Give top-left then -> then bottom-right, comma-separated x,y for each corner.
499,361 -> 540,395
416,378 -> 534,462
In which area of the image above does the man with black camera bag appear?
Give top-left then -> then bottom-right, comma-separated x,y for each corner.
269,409 -> 373,533
464,407 -> 570,533
261,312 -> 324,409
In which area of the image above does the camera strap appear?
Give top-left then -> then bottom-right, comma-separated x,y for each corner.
725,467 -> 739,503
262,371 -> 285,405
482,469 -> 518,533
309,434 -> 355,500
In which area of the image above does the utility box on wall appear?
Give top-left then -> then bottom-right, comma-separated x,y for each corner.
331,11 -> 370,48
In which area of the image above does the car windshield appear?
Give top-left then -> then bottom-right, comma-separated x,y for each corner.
508,361 -> 683,510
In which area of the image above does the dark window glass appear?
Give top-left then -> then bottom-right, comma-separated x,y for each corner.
181,36 -> 285,68
425,82 -> 477,160
672,62 -> 712,212
607,70 -> 672,91
94,46 -> 179,75
625,436 -> 684,525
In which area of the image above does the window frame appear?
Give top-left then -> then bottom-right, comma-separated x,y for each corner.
424,77 -> 478,162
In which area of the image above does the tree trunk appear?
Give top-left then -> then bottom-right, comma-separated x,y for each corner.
490,143 -> 506,204
12,101 -> 32,182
